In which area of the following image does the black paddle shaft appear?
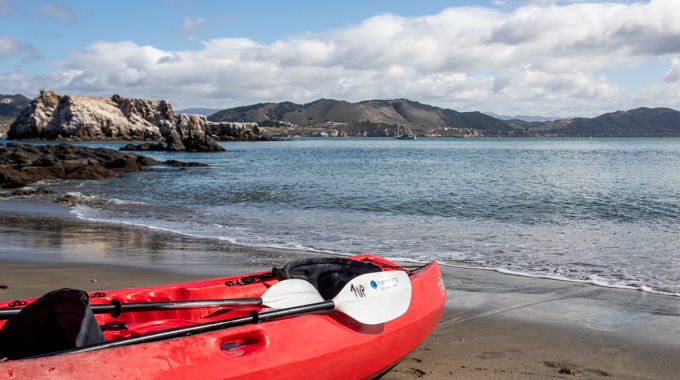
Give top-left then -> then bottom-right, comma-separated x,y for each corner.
0,298 -> 264,320
29,300 -> 336,358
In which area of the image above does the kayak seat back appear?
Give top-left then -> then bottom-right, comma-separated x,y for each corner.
279,258 -> 383,299
0,289 -> 105,360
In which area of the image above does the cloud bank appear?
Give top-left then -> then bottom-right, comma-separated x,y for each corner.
0,35 -> 36,61
36,2 -> 76,26
2,0 -> 680,117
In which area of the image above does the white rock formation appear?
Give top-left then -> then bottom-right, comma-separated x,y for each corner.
8,91 -> 264,141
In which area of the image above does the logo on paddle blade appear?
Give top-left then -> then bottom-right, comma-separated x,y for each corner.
350,283 -> 366,298
370,276 -> 399,291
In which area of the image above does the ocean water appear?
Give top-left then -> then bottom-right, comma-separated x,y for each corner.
25,138 -> 680,296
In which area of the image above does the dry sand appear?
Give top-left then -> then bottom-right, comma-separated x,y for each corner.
1,199 -> 679,379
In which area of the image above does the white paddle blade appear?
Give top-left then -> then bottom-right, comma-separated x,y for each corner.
261,279 -> 324,309
333,271 -> 412,325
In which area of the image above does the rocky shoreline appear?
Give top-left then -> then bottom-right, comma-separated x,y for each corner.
0,142 -> 207,190
119,127 -> 225,152
7,91 -> 272,143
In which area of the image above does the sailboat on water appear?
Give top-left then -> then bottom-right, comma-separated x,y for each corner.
395,122 -> 416,140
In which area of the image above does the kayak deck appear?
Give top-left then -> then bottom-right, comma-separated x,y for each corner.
0,254 -> 446,380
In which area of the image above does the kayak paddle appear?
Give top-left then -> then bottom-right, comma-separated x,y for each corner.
33,270 -> 412,357
0,279 -> 323,320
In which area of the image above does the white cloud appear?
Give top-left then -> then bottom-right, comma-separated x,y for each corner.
6,0 -> 680,117
175,15 -> 207,37
629,57 -> 680,110
36,2 -> 76,26
173,15 -> 240,38
0,35 -> 36,61
662,57 -> 680,83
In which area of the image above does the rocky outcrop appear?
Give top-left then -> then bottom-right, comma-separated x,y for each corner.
120,118 -> 227,152
165,128 -> 186,151
8,91 -> 270,142
171,113 -> 226,151
0,142 -> 207,188
204,120 -> 267,141
180,131 -> 226,152
120,131 -> 226,152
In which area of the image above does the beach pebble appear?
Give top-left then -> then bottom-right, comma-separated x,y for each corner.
559,367 -> 577,375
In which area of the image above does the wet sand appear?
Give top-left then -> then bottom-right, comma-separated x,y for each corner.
383,268 -> 680,379
1,199 -> 679,379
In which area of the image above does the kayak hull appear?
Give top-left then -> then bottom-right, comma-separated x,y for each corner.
0,255 -> 445,380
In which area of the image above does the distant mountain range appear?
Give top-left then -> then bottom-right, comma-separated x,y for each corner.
4,94 -> 680,137
506,107 -> 680,137
483,112 -> 565,123
208,99 -> 512,137
209,98 -> 680,137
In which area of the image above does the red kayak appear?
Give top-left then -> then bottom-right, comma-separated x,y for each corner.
0,254 -> 445,380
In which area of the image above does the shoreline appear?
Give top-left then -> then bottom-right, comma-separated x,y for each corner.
4,196 -> 678,298
438,263 -> 680,298
1,198 -> 680,379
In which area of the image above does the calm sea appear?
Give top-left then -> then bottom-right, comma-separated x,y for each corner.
29,138 -> 680,296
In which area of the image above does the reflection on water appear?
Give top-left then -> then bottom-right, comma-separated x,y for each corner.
0,202 -> 317,276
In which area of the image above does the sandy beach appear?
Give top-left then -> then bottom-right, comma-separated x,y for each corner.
1,199 -> 679,379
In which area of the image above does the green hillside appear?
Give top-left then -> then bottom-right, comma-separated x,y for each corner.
209,98 -> 515,137
514,107 -> 680,137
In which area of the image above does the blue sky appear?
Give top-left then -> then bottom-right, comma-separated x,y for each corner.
1,0 -> 679,117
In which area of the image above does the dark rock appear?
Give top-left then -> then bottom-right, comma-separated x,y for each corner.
181,132 -> 226,152
136,156 -> 162,167
120,143 -> 167,151
165,129 -> 186,151
102,157 -> 142,172
120,128 -> 226,152
165,160 -> 209,167
33,155 -> 60,167
63,164 -> 118,180
0,173 -> 28,188
0,143 -> 207,188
